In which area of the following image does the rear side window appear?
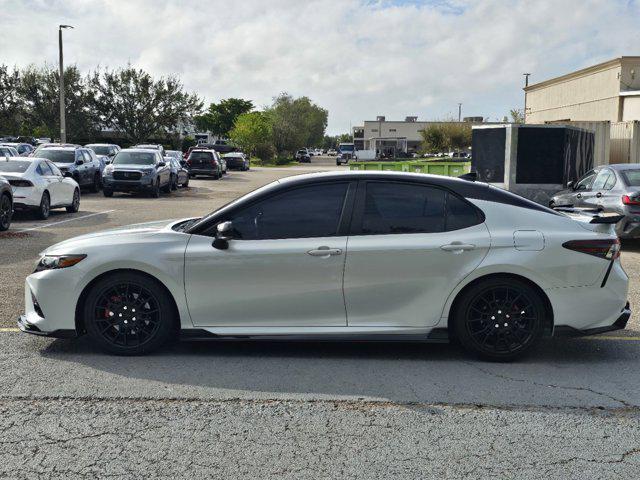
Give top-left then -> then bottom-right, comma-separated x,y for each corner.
358,182 -> 481,235
227,183 -> 349,240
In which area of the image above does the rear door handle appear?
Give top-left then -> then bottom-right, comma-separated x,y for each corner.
440,243 -> 476,253
307,247 -> 342,257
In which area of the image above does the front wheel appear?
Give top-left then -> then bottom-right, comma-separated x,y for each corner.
452,277 -> 545,361
83,272 -> 177,355
90,172 -> 100,193
66,188 -> 80,213
150,179 -> 160,198
103,188 -> 114,198
0,193 -> 12,231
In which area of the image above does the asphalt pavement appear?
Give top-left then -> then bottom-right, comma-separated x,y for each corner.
1,157 -> 639,478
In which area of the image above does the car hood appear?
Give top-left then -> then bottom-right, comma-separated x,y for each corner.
111,164 -> 156,170
42,218 -> 185,255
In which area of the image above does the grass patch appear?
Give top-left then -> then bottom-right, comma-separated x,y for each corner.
250,157 -> 298,167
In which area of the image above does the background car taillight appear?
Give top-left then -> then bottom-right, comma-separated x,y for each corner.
8,179 -> 33,187
563,239 -> 621,260
622,194 -> 640,205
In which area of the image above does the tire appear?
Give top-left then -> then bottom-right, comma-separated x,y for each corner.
90,173 -> 100,193
452,277 -> 546,361
0,193 -> 12,231
150,179 -> 160,198
171,175 -> 178,191
66,188 -> 80,213
190,173 -> 196,179
161,179 -> 172,193
103,188 -> 114,198
83,271 -> 177,355
183,176 -> 189,187
37,191 -> 50,220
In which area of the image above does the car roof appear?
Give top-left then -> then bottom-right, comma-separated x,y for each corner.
120,148 -> 159,153
604,163 -> 640,171
86,143 -> 116,147
42,146 -> 78,151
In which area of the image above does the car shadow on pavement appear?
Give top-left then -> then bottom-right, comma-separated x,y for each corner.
34,335 -> 640,406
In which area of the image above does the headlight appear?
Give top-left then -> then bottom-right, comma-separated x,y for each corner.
103,165 -> 114,175
142,168 -> 155,175
34,254 -> 86,272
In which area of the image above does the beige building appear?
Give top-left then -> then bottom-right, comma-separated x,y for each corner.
525,56 -> 640,123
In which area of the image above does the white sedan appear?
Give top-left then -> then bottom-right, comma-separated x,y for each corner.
0,157 -> 80,219
18,171 -> 629,360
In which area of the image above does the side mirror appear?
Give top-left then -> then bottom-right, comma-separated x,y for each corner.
104,159 -> 111,165
75,159 -> 84,165
64,171 -> 73,178
212,221 -> 233,250
180,160 -> 187,167
566,180 -> 574,190
158,161 -> 166,167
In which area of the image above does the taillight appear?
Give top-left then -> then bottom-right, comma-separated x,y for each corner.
8,179 -> 33,187
563,239 -> 621,260
622,194 -> 640,205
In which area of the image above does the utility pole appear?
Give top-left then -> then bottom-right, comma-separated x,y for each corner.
458,103 -> 462,122
58,25 -> 73,143
523,73 -> 531,123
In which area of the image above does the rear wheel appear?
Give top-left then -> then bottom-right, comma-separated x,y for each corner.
83,272 -> 176,355
90,172 -> 100,193
37,191 -> 50,220
452,278 -> 545,361
103,188 -> 114,198
66,188 -> 80,213
0,193 -> 12,231
150,179 -> 160,198
171,174 -> 178,191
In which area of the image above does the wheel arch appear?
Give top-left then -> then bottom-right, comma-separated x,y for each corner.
446,272 -> 554,339
74,268 -> 181,335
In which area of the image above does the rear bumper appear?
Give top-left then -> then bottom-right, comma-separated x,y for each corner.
18,315 -> 77,339
554,302 -> 631,337
189,168 -> 218,175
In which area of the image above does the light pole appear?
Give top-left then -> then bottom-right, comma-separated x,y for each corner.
523,73 -> 531,123
58,24 -> 73,143
458,103 -> 462,122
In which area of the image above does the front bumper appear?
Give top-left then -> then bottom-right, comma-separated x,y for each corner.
103,177 -> 154,192
554,302 -> 631,337
18,315 -> 77,338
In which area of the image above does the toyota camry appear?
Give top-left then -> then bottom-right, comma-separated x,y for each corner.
18,171 -> 630,360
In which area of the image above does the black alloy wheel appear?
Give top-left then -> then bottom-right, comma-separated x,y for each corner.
0,193 -> 12,231
453,278 -> 545,361
37,191 -> 50,220
66,188 -> 80,213
171,174 -> 178,191
84,272 -> 176,355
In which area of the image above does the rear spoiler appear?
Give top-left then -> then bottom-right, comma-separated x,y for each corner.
552,206 -> 624,224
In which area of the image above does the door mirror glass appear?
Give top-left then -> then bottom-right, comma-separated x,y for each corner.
212,221 -> 233,250
75,158 -> 83,165
157,161 -> 166,167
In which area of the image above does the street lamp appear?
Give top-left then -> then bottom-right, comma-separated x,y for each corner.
59,24 -> 74,143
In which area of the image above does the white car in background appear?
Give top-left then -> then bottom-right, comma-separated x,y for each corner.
0,145 -> 19,157
0,157 -> 80,219
17,171 -> 629,360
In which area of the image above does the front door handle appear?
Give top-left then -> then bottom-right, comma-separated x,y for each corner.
440,243 -> 476,253
307,247 -> 342,257
596,192 -> 602,198
576,193 -> 582,198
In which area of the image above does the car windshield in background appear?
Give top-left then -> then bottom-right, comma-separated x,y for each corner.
339,145 -> 354,152
113,152 -> 155,165
38,150 -> 75,163
88,146 -> 110,155
622,170 -> 640,186
166,151 -> 181,158
0,160 -> 30,173
190,152 -> 213,160
136,145 -> 157,150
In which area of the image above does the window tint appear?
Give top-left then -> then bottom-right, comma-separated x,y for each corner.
592,169 -> 612,191
621,170 -> 640,186
227,183 -> 349,240
360,182 -> 480,235
39,162 -> 54,175
575,170 -> 596,190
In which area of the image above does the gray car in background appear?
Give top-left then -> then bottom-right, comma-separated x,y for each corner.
550,163 -> 640,238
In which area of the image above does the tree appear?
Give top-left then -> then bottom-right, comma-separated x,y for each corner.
89,66 -> 203,143
510,108 -> 525,123
0,65 -> 24,134
419,125 -> 447,154
228,111 -> 273,161
194,98 -> 253,137
266,93 -> 328,155
419,122 -> 471,154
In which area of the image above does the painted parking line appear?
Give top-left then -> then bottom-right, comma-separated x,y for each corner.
0,327 -> 639,341
16,210 -> 116,233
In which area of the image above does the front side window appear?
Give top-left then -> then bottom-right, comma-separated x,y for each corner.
358,182 -> 481,235
575,170 -> 596,190
226,183 -> 349,240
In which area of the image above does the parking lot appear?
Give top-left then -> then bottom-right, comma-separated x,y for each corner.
1,158 -> 640,478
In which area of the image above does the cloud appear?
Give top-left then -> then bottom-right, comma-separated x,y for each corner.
1,0 -> 639,133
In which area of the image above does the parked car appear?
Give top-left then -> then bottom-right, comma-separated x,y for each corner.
164,150 -> 183,162
0,174 -> 13,231
327,149 -> 337,156
31,143 -> 77,157
17,171 -> 630,359
85,144 -> 120,164
167,157 -> 189,188
0,157 -> 80,219
37,146 -> 102,192
0,146 -> 20,157
549,163 -> 640,238
222,152 -> 250,171
186,149 -> 223,179
102,149 -> 172,198
314,148 -> 323,156
1,142 -> 33,157
134,144 -> 165,157
295,149 -> 311,163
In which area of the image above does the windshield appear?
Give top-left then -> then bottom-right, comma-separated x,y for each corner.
113,151 -> 156,165
87,145 -> 110,155
38,150 -> 75,163
0,160 -> 30,173
621,170 -> 640,186
339,144 -> 354,152
166,150 -> 181,158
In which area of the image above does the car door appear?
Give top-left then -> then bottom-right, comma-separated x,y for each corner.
38,161 -> 63,205
47,161 -> 74,204
570,169 -> 597,207
184,181 -> 355,327
343,180 -> 490,328
584,168 -> 615,211
74,151 -> 86,185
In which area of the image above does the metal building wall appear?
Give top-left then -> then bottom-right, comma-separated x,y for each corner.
545,121 -> 610,166
610,121 -> 640,164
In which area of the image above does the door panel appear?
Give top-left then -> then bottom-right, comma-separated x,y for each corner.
344,224 -> 490,327
185,236 -> 348,326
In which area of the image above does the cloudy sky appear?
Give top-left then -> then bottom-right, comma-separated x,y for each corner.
2,0 -> 639,133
